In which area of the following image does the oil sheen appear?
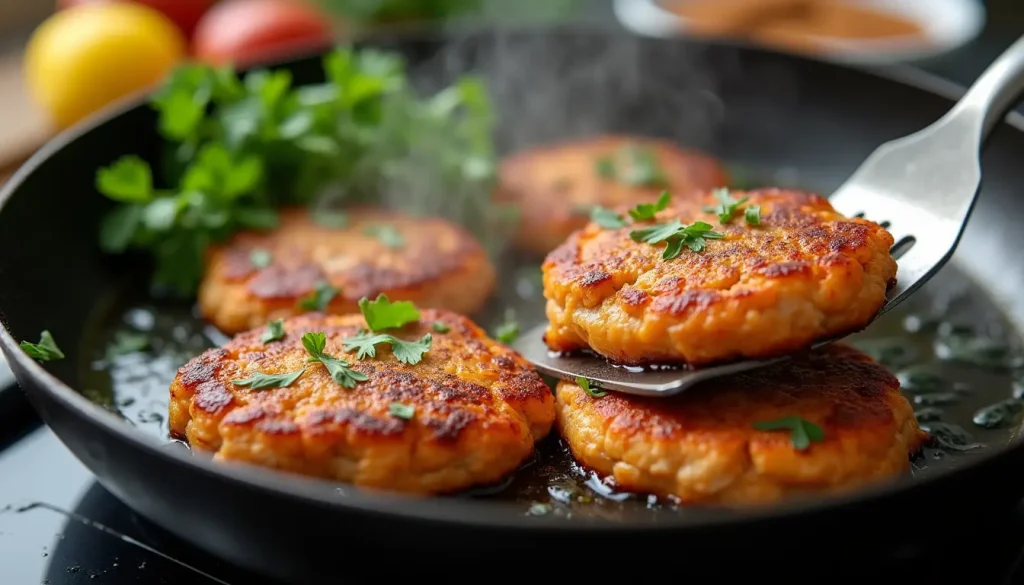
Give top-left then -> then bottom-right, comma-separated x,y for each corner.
78,255 -> 1024,520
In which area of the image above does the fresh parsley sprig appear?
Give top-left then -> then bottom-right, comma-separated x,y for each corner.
358,294 -> 420,331
302,331 -> 368,389
703,188 -> 761,226
94,47 -> 508,297
753,416 -> 825,450
628,190 -> 671,221
297,282 -> 339,312
20,330 -> 64,362
261,319 -> 286,343
232,368 -> 305,390
343,331 -> 432,365
341,295 -> 431,365
629,220 -> 725,259
576,376 -> 607,398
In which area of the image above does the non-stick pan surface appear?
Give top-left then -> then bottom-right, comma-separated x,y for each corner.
3,27 -> 1024,579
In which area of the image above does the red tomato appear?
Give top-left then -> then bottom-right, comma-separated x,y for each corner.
55,0 -> 217,38
192,0 -> 335,67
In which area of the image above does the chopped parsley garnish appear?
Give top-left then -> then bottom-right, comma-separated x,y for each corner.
302,332 -> 368,389
594,156 -> 615,179
363,223 -> 405,249
358,294 -> 420,332
432,322 -> 450,333
261,319 -> 286,343
343,331 -> 432,365
231,367 -> 305,390
576,376 -> 608,398
389,402 -> 415,420
704,188 -> 749,224
745,204 -> 761,225
493,310 -> 520,344
628,191 -> 671,221
297,282 -> 339,312
20,331 -> 64,362
93,47 -> 505,297
593,144 -> 667,187
753,416 -> 824,450
250,248 -> 272,269
590,207 -> 627,229
630,220 -> 725,259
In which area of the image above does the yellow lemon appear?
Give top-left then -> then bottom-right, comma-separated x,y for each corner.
24,2 -> 187,130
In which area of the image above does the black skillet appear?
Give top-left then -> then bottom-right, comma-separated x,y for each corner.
3,27 -> 1024,580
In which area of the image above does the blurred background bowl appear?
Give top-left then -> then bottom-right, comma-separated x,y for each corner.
613,0 -> 987,65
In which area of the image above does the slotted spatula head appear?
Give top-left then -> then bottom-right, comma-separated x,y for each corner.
514,35 -> 1024,398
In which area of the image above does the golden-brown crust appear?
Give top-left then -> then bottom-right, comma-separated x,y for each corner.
198,207 -> 496,334
497,135 -> 728,256
168,310 -> 555,495
555,344 -> 929,506
543,188 -> 897,365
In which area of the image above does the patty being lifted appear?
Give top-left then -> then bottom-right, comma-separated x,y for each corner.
199,208 -> 496,334
543,188 -> 896,366
169,310 -> 556,494
498,135 -> 728,257
556,344 -> 928,506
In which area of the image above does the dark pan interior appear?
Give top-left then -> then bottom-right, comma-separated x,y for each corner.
3,27 -> 1024,573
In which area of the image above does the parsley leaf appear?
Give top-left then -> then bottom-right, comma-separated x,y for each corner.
618,144 -> 667,187
493,310 -> 520,344
93,47 -> 507,298
753,416 -> 825,450
95,156 -> 153,203
389,402 -> 415,420
594,156 -> 615,179
358,294 -> 420,332
628,191 -> 671,221
630,220 -> 725,260
297,282 -> 339,312
342,330 -> 431,365
302,331 -> 368,389
706,188 -> 749,224
745,204 -> 761,225
591,207 -> 627,229
576,376 -> 608,398
232,367 -> 305,390
250,248 -> 272,268
20,330 -> 64,362
363,223 -> 405,248
261,319 -> 286,343
432,322 -> 450,333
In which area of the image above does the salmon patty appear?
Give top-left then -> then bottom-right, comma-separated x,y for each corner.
556,344 -> 928,506
498,135 -> 728,256
168,310 -> 556,494
198,208 -> 496,334
543,188 -> 896,366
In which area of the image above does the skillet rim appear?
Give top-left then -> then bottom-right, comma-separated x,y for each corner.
1,25 -> 1022,531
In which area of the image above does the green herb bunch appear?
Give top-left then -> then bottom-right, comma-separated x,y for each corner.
95,47 -> 511,297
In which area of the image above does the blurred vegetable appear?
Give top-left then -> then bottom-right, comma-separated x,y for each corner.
55,0 -> 217,38
94,47 -> 509,297
25,2 -> 187,129
192,0 -> 335,67
313,0 -> 481,24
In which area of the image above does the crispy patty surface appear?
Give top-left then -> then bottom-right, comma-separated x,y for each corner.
543,188 -> 896,366
198,207 -> 496,334
168,311 -> 556,494
498,135 -> 728,256
556,344 -> 928,506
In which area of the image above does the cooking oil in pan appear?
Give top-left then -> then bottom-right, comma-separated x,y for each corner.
77,256 -> 1024,520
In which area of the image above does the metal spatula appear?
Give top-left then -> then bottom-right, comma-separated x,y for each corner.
514,35 -> 1024,398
